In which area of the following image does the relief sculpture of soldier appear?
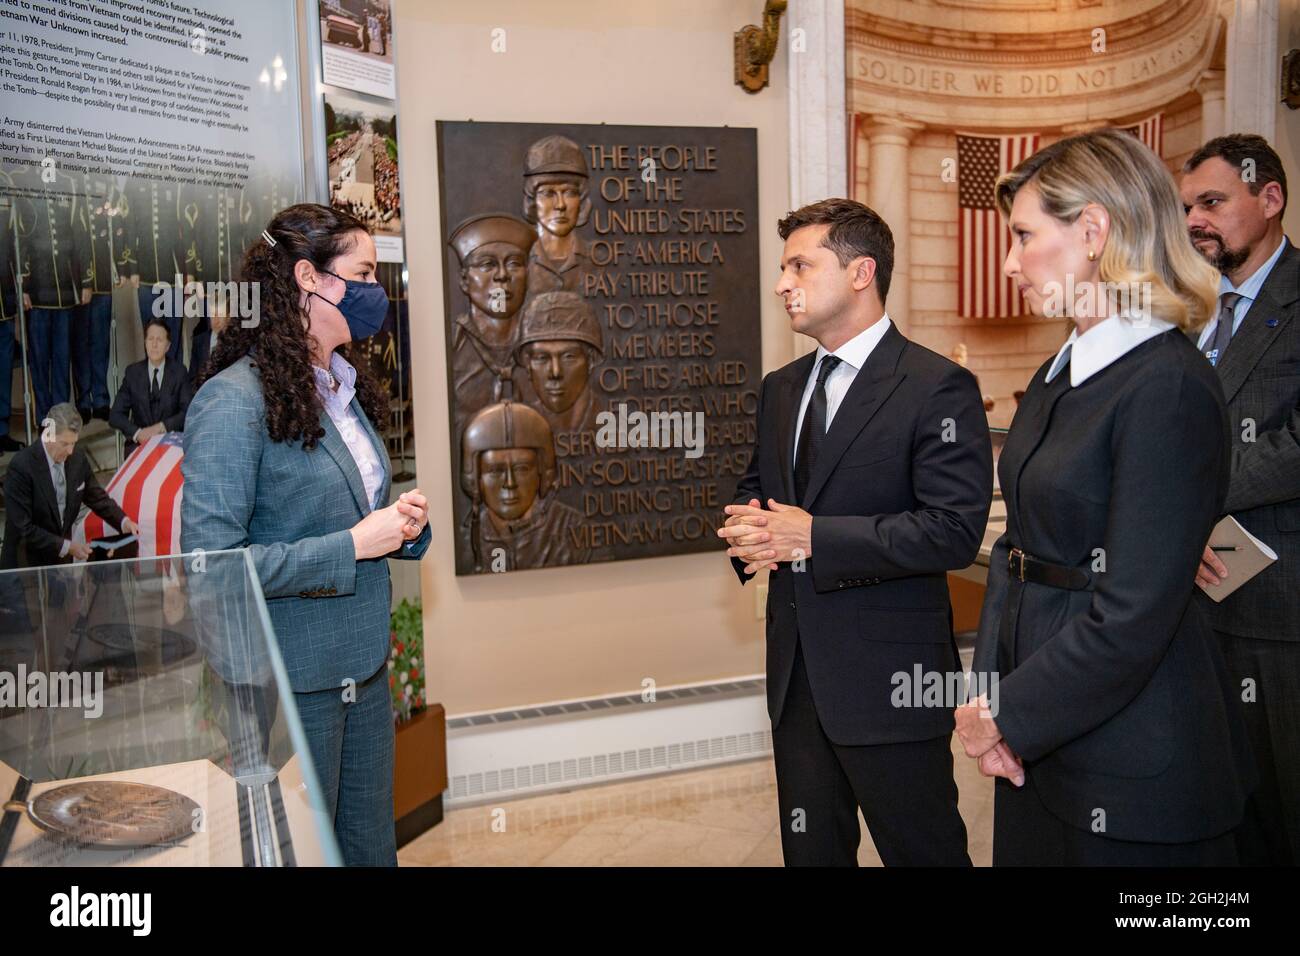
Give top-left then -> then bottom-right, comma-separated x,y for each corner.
516,290 -> 604,435
459,399 -> 590,573
522,135 -> 591,296
447,213 -> 535,429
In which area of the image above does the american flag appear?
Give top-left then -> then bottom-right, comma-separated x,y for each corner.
77,432 -> 185,557
1121,112 -> 1164,159
957,133 -> 1040,319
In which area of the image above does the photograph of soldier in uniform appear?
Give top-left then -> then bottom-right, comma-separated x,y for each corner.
71,171 -> 127,423
14,161 -> 84,426
522,135 -> 591,296
515,290 -> 604,434
447,213 -> 535,426
124,176 -> 184,365
459,400 -> 589,573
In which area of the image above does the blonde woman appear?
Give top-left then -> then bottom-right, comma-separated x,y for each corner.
955,130 -> 1256,865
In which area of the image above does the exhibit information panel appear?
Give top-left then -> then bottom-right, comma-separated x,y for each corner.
0,550 -> 340,866
437,121 -> 762,575
0,0 -> 304,305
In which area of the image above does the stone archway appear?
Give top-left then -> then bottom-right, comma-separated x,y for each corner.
844,0 -> 1238,423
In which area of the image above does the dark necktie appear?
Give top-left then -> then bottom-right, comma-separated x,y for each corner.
149,367 -> 161,415
1207,292 -> 1243,367
794,355 -> 841,502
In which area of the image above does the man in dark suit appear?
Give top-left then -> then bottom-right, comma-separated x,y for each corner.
1,403 -> 138,569
718,199 -> 992,865
110,318 -> 194,452
1182,134 -> 1300,865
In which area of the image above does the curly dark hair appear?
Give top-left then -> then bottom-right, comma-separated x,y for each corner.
198,203 -> 390,449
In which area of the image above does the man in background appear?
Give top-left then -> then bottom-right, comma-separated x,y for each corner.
1182,133 -> 1300,865
1,402 -> 138,569
110,318 -> 193,453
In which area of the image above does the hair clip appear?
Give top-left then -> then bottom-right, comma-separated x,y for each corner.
262,229 -> 277,247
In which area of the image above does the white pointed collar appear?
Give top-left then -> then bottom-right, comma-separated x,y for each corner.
1044,312 -> 1174,387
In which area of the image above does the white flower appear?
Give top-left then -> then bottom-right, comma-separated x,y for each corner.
399,671 -> 408,685
404,684 -> 412,697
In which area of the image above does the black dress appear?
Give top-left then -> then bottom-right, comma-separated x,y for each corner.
973,326 -> 1256,864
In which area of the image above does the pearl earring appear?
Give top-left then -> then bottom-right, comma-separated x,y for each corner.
1087,249 -> 1096,261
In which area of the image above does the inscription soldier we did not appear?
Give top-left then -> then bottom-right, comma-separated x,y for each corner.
436,122 -> 761,575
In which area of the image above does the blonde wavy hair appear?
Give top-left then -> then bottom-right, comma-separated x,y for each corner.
995,129 -> 1219,332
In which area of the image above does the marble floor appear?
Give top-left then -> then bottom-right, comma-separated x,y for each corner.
398,735 -> 994,866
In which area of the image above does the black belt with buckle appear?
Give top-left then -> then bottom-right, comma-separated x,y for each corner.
1007,547 -> 1092,590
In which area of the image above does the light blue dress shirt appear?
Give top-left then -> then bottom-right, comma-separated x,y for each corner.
1196,236 -> 1289,353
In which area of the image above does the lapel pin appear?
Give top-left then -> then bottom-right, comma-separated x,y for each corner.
1266,318 -> 1279,328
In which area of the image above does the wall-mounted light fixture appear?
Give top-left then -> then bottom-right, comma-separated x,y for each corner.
734,0 -> 787,94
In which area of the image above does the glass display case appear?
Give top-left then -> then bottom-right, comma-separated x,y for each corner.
0,550 -> 341,866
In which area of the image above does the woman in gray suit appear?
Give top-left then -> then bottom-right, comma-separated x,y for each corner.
181,203 -> 430,866
956,131 -> 1255,864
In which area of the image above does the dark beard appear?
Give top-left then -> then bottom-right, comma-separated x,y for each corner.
1189,231 -> 1250,274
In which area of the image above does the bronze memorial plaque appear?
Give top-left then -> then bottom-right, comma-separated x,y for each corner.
437,122 -> 761,575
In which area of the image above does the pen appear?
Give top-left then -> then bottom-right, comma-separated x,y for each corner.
1210,546 -> 1239,552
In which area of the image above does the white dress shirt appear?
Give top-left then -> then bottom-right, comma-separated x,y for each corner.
793,315 -> 892,467
314,352 -> 385,510
1045,311 -> 1175,387
1195,235 -> 1289,352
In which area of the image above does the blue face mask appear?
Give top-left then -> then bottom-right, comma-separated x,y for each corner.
312,269 -> 389,340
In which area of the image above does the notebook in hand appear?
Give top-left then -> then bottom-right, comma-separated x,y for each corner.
1197,515 -> 1278,603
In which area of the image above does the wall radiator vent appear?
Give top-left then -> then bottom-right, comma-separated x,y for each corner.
445,676 -> 771,808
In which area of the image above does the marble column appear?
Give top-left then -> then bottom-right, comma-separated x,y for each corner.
1224,0 -> 1279,140
786,0 -> 848,209
786,0 -> 847,356
1195,69 -> 1227,143
864,115 -> 923,335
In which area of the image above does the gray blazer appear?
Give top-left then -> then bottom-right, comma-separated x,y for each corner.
1195,238 -> 1300,642
180,355 -> 430,692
